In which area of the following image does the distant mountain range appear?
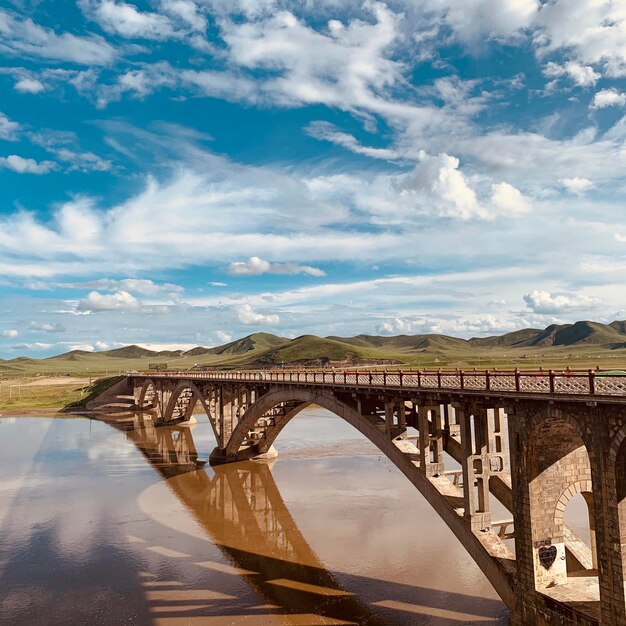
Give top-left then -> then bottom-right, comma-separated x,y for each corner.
3,321 -> 626,376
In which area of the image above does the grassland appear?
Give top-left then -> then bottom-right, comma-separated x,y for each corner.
3,320 -> 626,411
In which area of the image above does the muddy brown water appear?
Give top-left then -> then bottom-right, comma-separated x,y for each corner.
0,407 -> 545,624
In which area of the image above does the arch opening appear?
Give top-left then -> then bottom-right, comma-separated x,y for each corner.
164,382 -> 220,444
528,416 -> 596,590
563,491 -> 597,574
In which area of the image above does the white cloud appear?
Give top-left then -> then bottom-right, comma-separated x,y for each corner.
208,281 -> 227,287
543,61 -> 600,87
82,0 -> 175,39
395,152 -> 489,220
54,148 -> 112,172
591,88 -> 626,109
523,290 -> 598,314
0,155 -> 57,174
490,182 -> 532,216
77,290 -> 140,312
0,112 -> 19,140
67,343 -> 96,352
215,330 -> 232,343
306,121 -> 403,161
219,4 -> 402,111
160,0 -> 207,31
234,303 -> 279,325
560,177 -> 593,194
2,329 -> 18,338
77,278 -> 183,296
29,322 -> 66,333
429,0 -> 538,44
12,342 -> 51,350
14,77 -> 45,93
0,9 -> 115,65
377,314 -> 519,337
228,256 -> 325,277
95,341 -> 109,350
533,1 -> 626,77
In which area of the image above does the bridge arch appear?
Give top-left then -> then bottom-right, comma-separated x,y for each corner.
222,387 -> 516,608
163,381 -> 220,442
137,379 -> 159,415
527,412 -> 593,589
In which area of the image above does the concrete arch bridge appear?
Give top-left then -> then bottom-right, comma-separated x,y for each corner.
124,367 -> 626,625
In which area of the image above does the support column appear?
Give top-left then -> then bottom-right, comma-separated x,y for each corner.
397,401 -> 407,438
384,401 -> 394,437
460,406 -> 491,531
419,405 -> 444,477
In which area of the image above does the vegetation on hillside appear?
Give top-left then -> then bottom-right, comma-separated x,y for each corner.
3,321 -> 626,380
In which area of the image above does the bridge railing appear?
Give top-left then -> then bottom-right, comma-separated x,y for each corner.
129,368 -> 626,397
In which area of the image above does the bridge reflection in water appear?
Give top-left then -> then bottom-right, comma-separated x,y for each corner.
116,414 -> 507,625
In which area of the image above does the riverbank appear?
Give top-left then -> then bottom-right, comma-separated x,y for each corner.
0,375 -> 121,413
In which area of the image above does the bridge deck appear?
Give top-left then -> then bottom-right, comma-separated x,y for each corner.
130,367 -> 626,403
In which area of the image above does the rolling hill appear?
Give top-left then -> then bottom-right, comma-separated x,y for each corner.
5,320 -> 626,377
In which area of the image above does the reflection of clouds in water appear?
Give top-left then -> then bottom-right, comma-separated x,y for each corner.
138,480 -> 212,543
87,433 -> 140,461
276,456 -> 496,594
275,407 -> 379,456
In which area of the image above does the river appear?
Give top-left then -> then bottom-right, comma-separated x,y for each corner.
0,408 -> 513,624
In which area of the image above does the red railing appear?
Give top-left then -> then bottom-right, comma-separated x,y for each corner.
128,368 -> 626,397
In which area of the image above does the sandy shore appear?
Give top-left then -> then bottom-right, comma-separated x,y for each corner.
0,407 -> 65,417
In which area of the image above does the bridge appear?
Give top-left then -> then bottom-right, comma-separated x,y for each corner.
119,367 -> 626,625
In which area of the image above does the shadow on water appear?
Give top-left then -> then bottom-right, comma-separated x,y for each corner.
115,414 -> 508,624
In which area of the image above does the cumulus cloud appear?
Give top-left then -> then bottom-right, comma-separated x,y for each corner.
14,77 -> 45,93
523,290 -> 598,314
76,278 -> 183,296
490,182 -> 532,215
80,0 -> 172,39
0,155 -> 57,174
377,314 -> 519,337
543,61 -> 600,87
215,330 -> 232,343
79,0 -> 205,40
0,9 -> 115,64
395,152 -> 500,220
12,342 -> 51,350
428,0 -> 538,44
77,290 -> 140,312
560,177 -> 593,194
219,3 -> 402,111
591,88 -> 626,109
533,1 -> 626,77
2,329 -> 18,338
0,112 -> 20,140
234,303 -> 279,325
29,322 -> 66,333
228,256 -> 325,277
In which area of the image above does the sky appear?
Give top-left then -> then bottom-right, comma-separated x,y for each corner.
1,0 -> 626,356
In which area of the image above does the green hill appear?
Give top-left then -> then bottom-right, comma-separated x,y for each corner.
255,335 -> 365,365
210,333 -> 289,356
5,320 -> 626,377
103,345 -> 159,358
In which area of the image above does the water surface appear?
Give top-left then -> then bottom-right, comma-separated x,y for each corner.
0,409 -> 510,625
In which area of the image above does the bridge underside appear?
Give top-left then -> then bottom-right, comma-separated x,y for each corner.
128,375 -> 626,625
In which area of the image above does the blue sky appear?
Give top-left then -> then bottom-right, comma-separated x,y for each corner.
1,0 -> 626,356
